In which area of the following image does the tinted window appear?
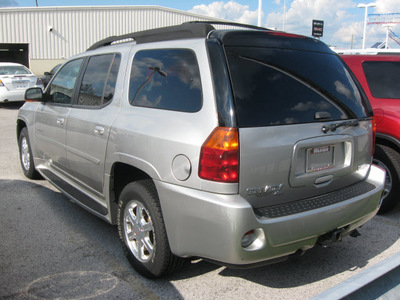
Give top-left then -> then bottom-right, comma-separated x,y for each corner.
363,61 -> 400,99
104,54 -> 121,104
129,49 -> 202,112
78,54 -> 120,106
225,47 -> 367,127
47,59 -> 83,104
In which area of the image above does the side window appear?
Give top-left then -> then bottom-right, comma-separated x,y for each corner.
129,49 -> 202,112
78,54 -> 121,107
363,61 -> 400,99
47,59 -> 83,104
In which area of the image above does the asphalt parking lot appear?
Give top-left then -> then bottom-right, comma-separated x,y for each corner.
1,102 -> 400,299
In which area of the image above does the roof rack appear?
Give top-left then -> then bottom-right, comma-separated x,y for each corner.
87,21 -> 270,51
187,20 -> 270,31
87,22 -> 215,51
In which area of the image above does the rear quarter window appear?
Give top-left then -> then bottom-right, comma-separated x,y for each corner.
362,61 -> 400,99
129,49 -> 202,112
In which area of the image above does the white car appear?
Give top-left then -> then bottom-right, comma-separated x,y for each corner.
0,62 -> 44,103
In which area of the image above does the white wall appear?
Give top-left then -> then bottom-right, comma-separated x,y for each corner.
1,5 -> 226,73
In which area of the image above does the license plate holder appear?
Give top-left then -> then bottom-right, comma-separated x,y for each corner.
14,80 -> 28,89
306,145 -> 335,173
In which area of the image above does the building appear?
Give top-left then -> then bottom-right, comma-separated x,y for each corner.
0,5 -> 227,74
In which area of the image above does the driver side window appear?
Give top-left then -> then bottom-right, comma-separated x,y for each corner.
46,59 -> 83,104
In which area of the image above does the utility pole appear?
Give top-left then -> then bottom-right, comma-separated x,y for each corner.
258,0 -> 262,27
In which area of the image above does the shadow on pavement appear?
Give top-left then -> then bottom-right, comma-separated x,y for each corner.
0,179 -> 183,299
1,178 -> 399,295
0,101 -> 25,110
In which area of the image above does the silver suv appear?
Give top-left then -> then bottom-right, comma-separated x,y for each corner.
17,22 -> 385,278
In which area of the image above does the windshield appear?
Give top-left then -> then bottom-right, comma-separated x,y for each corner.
225,47 -> 368,127
0,65 -> 31,75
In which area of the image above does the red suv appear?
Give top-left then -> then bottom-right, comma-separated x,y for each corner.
341,53 -> 400,213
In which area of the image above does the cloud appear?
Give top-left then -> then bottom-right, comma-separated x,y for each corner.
0,0 -> 18,6
189,0 -> 400,48
266,0 -> 354,33
266,0 -> 400,48
334,0 -> 400,48
189,1 -> 259,25
376,0 -> 400,13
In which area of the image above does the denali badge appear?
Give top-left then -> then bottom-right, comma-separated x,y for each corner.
247,184 -> 284,197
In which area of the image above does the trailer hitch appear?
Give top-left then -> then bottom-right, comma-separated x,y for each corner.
317,228 -> 346,246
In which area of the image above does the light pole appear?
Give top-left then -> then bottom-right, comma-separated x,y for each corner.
358,3 -> 376,49
283,0 -> 286,31
258,0 -> 262,27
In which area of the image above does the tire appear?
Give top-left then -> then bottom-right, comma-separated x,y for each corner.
18,127 -> 41,179
117,180 -> 184,278
373,144 -> 400,213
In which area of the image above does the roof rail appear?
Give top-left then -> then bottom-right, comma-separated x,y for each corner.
187,20 -> 270,31
87,22 -> 215,51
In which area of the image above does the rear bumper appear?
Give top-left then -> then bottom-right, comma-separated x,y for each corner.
0,85 -> 43,102
0,88 -> 26,102
156,165 -> 385,266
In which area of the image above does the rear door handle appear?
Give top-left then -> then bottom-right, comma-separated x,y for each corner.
56,118 -> 64,126
94,126 -> 105,135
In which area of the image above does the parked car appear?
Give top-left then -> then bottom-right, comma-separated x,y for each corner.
341,52 -> 400,213
0,62 -> 44,103
17,22 -> 385,278
40,63 -> 62,87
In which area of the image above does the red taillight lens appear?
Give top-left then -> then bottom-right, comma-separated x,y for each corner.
199,127 -> 239,183
268,31 -> 305,38
36,78 -> 43,85
371,116 -> 376,156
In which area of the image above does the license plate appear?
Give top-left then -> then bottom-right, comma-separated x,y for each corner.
14,81 -> 28,89
306,145 -> 335,173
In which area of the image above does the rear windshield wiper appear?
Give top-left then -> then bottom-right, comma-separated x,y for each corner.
321,119 -> 360,134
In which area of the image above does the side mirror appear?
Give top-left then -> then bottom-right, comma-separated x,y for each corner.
25,87 -> 44,102
44,72 -> 51,75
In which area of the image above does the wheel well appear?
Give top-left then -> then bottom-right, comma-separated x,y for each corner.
110,162 -> 152,205
376,136 -> 400,155
16,119 -> 27,139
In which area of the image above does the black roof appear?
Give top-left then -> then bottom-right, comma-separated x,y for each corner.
87,21 -> 269,51
86,21 -> 330,54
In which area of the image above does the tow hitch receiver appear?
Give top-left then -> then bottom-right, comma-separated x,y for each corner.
317,228 -> 346,246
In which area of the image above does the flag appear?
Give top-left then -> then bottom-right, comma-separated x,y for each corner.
389,29 -> 400,46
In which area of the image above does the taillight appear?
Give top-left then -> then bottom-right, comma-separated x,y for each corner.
268,31 -> 305,38
199,127 -> 239,183
36,78 -> 43,85
371,116 -> 376,156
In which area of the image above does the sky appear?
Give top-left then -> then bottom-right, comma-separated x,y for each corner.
2,0 -> 400,49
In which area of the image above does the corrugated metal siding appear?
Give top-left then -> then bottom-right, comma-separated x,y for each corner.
0,6 -> 227,60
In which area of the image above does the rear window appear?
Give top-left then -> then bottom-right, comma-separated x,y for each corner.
225,47 -> 368,127
363,61 -> 400,99
0,65 -> 30,75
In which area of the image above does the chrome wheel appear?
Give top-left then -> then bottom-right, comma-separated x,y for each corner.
20,136 -> 31,171
373,158 -> 392,201
123,200 -> 155,263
